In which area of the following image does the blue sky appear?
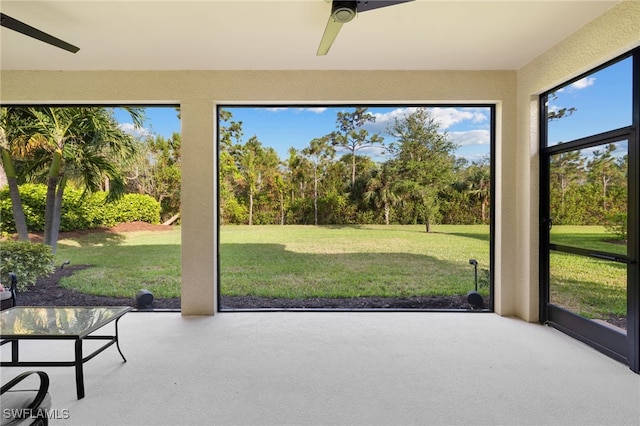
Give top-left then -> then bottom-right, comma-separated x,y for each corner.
221,105 -> 492,163
113,54 -> 631,163
115,105 -> 493,163
113,106 -> 180,140
547,55 -> 632,148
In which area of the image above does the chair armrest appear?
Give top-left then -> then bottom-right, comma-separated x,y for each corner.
1,371 -> 50,411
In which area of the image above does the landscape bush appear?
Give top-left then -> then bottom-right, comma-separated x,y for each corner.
0,184 -> 161,234
604,211 -> 627,242
0,240 -> 55,290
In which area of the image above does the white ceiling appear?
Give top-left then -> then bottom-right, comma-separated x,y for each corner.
0,0 -> 621,71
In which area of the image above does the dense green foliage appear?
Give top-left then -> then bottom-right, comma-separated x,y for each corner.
549,144 -> 627,240
219,107 -> 491,228
0,240 -> 54,290
0,183 -> 160,234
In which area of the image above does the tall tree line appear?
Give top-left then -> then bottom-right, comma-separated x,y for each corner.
219,107 -> 492,231
549,143 -> 627,231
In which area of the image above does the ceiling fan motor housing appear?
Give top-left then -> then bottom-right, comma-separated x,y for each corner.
332,1 -> 357,23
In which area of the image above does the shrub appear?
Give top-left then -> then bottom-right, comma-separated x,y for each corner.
0,184 -> 161,233
604,211 -> 627,242
0,183 -> 48,233
0,241 -> 55,290
87,192 -> 161,227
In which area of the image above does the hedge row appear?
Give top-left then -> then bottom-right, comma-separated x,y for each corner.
0,184 -> 161,234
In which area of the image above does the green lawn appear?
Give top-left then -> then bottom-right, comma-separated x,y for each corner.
56,228 -> 182,298
53,225 -> 627,321
549,226 -> 627,320
219,224 -> 490,298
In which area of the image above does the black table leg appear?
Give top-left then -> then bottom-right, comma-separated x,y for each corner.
115,316 -> 127,363
75,339 -> 85,399
11,339 -> 18,362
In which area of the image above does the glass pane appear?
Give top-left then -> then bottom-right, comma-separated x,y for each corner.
549,141 -> 628,255
0,306 -> 130,336
550,251 -> 627,331
546,56 -> 632,146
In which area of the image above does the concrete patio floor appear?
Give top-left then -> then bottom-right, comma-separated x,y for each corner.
2,311 -> 639,425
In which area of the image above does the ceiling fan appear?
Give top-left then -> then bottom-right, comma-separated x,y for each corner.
0,13 -> 80,53
317,0 -> 414,56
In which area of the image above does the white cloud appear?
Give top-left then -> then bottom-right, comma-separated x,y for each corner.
264,107 -> 327,114
449,129 -> 490,147
369,107 -> 488,135
298,107 -> 327,114
368,107 -> 416,134
570,76 -> 596,90
351,145 -> 388,160
118,123 -> 151,138
558,76 -> 596,93
430,107 -> 487,129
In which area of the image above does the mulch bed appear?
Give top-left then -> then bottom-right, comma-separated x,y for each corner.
17,265 -> 181,309
220,294 -> 486,310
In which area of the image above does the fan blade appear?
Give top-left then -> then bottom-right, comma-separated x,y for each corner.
356,0 -> 414,13
0,13 -> 80,53
316,17 -> 344,56
316,1 -> 357,56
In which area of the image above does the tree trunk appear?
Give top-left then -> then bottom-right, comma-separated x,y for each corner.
384,203 -> 390,225
43,176 -> 58,246
49,176 -> 67,255
351,153 -> 356,188
43,150 -> 62,247
313,167 -> 318,225
248,189 -> 254,225
424,213 -> 431,233
280,194 -> 285,225
1,150 -> 29,240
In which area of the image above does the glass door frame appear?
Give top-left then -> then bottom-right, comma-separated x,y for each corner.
539,49 -> 639,373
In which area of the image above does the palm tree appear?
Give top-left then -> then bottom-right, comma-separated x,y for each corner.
3,106 -> 144,253
303,136 -> 335,225
464,160 -> 491,224
364,164 -> 399,225
0,108 -> 37,240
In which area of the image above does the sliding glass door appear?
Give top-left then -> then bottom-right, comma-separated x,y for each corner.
540,50 -> 639,372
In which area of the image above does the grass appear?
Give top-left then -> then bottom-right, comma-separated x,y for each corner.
53,224 -> 627,321
219,225 -> 490,298
56,229 -> 181,298
549,226 -> 628,321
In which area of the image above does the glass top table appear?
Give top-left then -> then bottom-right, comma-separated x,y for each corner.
1,306 -> 131,338
1,306 -> 132,399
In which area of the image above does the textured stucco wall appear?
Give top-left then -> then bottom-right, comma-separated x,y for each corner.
515,0 -> 640,321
